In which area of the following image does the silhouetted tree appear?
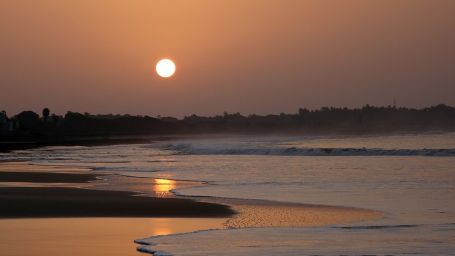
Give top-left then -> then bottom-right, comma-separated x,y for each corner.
15,111 -> 40,131
0,111 -> 8,132
2,105 -> 455,140
0,111 -> 7,122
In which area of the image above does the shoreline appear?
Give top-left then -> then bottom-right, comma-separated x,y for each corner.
2,130 -> 454,153
0,217 -> 226,256
0,162 -> 233,255
0,171 -> 98,183
0,161 -> 383,256
0,161 -> 382,224
0,166 -> 235,219
0,187 -> 235,219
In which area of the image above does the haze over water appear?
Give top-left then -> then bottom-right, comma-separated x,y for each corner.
3,133 -> 455,255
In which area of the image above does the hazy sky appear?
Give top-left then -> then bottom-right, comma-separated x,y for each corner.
1,0 -> 454,117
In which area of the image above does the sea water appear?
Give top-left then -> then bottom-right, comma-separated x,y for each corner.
2,133 -> 455,255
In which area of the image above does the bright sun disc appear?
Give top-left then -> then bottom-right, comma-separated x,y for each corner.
156,59 -> 176,78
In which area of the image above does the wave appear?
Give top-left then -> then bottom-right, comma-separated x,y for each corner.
158,143 -> 455,156
337,222 -> 455,230
147,160 -> 178,163
135,228 -> 223,256
337,224 -> 419,230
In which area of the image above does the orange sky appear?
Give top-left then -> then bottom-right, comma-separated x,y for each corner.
1,0 -> 454,117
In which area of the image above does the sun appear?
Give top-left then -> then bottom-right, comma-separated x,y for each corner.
155,59 -> 176,78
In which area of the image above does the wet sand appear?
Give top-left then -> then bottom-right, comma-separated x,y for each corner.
0,162 -> 94,173
186,197 -> 383,229
0,162 -> 382,224
0,162 -> 383,255
0,171 -> 97,183
0,187 -> 235,218
0,162 -> 235,218
0,162 -> 232,255
225,201 -> 382,228
0,218 -> 226,256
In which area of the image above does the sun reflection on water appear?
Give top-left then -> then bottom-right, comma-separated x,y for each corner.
153,178 -> 176,197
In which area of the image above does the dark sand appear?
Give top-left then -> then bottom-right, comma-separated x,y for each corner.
0,163 -> 232,256
0,169 -> 235,218
0,187 -> 235,218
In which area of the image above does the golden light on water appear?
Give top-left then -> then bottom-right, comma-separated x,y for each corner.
153,178 -> 176,196
152,227 -> 172,236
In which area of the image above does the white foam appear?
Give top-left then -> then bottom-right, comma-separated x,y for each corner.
158,143 -> 455,156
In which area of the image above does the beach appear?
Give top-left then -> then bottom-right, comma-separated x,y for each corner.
0,218 -> 226,256
0,163 -> 234,218
0,162 -> 233,255
0,159 -> 384,255
0,186 -> 234,218
1,133 -> 454,255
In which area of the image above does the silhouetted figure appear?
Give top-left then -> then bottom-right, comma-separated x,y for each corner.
42,108 -> 50,122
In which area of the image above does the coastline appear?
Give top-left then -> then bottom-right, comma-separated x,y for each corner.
0,171 -> 97,183
0,162 -> 381,225
0,217 -> 226,256
0,165 -> 235,219
0,161 -> 383,255
0,162 -> 233,255
0,187 -> 235,218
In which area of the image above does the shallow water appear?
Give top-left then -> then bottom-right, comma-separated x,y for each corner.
137,225 -> 455,256
0,218 -> 225,256
2,133 -> 455,255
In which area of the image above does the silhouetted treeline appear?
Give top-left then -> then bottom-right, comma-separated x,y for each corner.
1,105 -> 455,146
177,105 -> 455,133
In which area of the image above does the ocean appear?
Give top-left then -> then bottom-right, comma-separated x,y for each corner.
2,132 -> 455,255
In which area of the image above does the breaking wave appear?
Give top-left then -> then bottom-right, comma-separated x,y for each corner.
158,143 -> 455,156
337,224 -> 419,230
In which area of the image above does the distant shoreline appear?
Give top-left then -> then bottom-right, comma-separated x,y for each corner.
0,135 -> 176,152
1,130 -> 454,153
2,105 -> 454,152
